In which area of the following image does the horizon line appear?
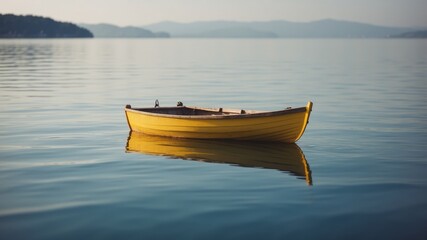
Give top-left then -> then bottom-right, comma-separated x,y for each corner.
82,18 -> 417,29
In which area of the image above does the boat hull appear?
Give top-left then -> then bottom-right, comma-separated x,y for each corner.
125,102 -> 313,143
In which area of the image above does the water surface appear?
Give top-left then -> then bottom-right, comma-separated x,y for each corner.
0,39 -> 426,239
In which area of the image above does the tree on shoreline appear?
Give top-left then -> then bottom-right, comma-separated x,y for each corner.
0,14 -> 93,38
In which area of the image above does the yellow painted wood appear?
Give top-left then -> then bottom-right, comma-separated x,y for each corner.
125,101 -> 313,142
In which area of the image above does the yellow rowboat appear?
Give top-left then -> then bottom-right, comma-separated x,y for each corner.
126,132 -> 312,185
125,101 -> 313,143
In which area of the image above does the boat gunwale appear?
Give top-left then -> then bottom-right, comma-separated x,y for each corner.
124,105 -> 307,120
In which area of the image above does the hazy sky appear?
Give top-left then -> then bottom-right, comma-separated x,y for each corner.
1,0 -> 427,27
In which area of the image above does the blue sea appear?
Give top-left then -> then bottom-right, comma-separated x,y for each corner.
0,39 -> 426,239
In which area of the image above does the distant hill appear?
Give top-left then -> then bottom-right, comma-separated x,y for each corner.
391,30 -> 427,38
144,19 -> 414,38
79,23 -> 170,38
0,14 -> 93,38
198,27 -> 277,38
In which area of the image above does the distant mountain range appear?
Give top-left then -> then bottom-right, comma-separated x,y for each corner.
79,23 -> 169,38
0,14 -> 92,38
143,19 -> 417,38
2,14 -> 425,39
391,30 -> 427,38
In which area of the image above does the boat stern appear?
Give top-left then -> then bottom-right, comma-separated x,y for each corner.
124,105 -> 133,131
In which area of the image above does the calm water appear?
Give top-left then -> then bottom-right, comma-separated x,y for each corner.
0,39 -> 426,239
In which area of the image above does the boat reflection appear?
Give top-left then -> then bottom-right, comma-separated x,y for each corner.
126,132 -> 313,185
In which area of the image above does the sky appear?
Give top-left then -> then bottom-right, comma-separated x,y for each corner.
1,0 -> 427,27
